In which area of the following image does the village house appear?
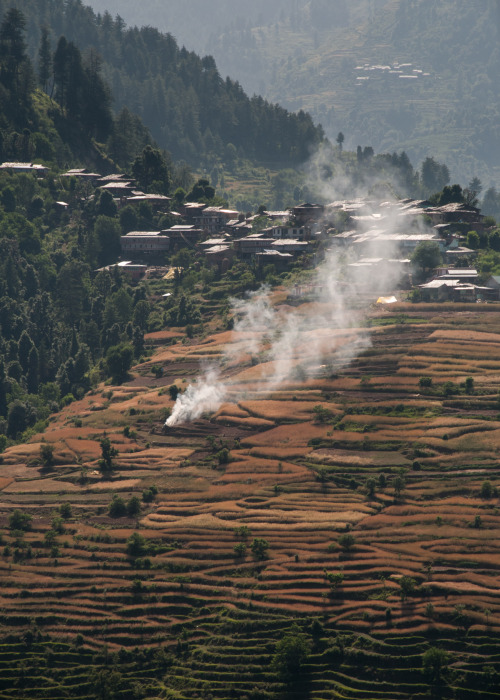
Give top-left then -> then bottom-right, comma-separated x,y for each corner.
99,181 -> 136,197
197,237 -> 231,252
162,225 -> 203,247
292,203 -> 325,225
96,261 -> 147,282
434,268 -> 479,283
347,257 -> 411,284
444,245 -> 477,264
125,193 -> 171,210
120,231 -> 170,256
418,279 -> 473,302
233,233 -> 276,259
264,209 -> 290,221
62,168 -> 101,181
255,249 -> 294,272
204,244 -> 234,270
0,162 -> 48,176
262,224 -> 310,240
224,218 -> 253,236
425,202 -> 483,228
270,239 -> 310,255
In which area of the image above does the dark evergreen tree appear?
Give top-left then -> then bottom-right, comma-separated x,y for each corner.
26,345 -> 39,394
37,26 -> 51,93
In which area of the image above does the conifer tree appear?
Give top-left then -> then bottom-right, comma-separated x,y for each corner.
37,26 -> 51,93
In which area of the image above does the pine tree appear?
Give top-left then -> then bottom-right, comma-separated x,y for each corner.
37,26 -> 52,93
27,346 -> 39,394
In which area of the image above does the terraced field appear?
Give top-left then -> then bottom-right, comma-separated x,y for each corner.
2,303 -> 500,698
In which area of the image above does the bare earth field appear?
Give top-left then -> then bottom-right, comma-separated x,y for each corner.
2,304 -> 500,698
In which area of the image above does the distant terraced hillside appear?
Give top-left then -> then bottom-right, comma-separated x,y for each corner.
2,297 -> 500,698
88,0 -> 500,186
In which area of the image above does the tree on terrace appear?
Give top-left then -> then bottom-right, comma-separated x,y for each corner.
411,241 -> 441,274
272,624 -> 310,684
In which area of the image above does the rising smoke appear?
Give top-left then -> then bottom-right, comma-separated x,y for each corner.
166,145 -> 410,427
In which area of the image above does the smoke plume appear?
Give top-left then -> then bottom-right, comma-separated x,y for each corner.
166,145 -> 412,427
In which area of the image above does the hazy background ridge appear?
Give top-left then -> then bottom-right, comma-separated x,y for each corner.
86,0 -> 500,186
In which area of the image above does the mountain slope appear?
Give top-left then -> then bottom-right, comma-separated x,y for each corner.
0,0 -> 325,170
86,0 -> 500,186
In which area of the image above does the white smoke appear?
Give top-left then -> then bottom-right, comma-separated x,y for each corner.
166,367 -> 227,427
165,145 -> 413,427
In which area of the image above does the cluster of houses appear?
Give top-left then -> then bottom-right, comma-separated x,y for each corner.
3,161 -> 497,301
322,197 -> 489,296
117,202 -> 324,278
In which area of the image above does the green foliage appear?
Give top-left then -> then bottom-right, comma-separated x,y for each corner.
105,343 -> 133,383
312,404 -> 334,423
272,624 -> 310,683
99,437 -> 118,473
217,447 -> 230,465
338,533 -> 355,552
59,502 -> 72,519
126,495 -> 141,517
108,495 -> 127,518
132,145 -> 170,194
422,647 -> 449,683
411,241 -> 441,272
233,542 -> 246,558
9,509 -> 32,531
234,525 -> 251,539
250,537 -> 269,560
399,575 -> 417,600
467,230 -> 480,249
126,532 -> 148,558
480,480 -> 494,499
39,442 -> 54,468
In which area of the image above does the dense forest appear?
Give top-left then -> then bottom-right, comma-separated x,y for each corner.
0,7 -> 167,447
0,0 -> 325,170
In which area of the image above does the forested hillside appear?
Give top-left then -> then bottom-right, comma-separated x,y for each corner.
0,6 -> 175,449
87,0 -> 500,186
0,0 -> 324,170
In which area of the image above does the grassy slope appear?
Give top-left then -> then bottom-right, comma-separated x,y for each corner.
1,293 -> 500,697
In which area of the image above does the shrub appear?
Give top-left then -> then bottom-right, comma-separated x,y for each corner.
9,510 -> 32,532
142,488 -> 154,503
127,496 -> 141,517
464,376 -> 474,394
233,542 -> 246,558
40,442 -> 54,469
399,575 -> 417,600
127,532 -> 148,558
480,480 -> 493,499
59,503 -> 73,520
108,495 -> 127,518
419,376 -> 433,389
217,448 -> 230,465
272,625 -> 310,683
234,525 -> 251,539
51,516 -> 65,534
169,384 -> 179,401
338,533 -> 355,552
250,538 -> 269,560
422,647 -> 448,683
